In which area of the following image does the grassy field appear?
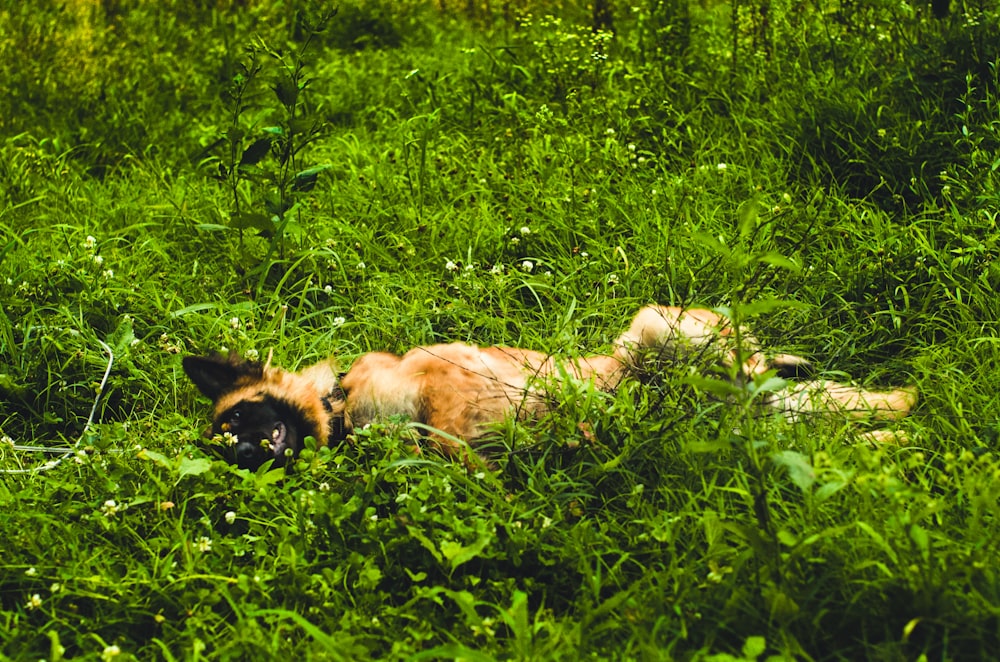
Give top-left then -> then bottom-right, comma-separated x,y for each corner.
1,0 -> 999,659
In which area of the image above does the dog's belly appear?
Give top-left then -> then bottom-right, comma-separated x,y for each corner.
340,343 -> 554,447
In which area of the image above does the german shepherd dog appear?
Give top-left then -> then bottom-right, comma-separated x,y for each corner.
183,305 -> 917,470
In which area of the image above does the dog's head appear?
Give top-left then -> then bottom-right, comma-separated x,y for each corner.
182,354 -> 337,470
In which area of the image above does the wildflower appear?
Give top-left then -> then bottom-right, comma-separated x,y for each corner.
93,254 -> 104,266
606,274 -> 619,285
229,317 -> 240,330
245,349 -> 259,362
101,645 -> 121,661
324,284 -> 333,294
519,226 -> 531,236
25,594 -> 42,610
84,235 -> 97,249
197,536 -> 212,552
356,261 -> 366,270
717,163 -> 727,172
605,128 -> 616,136
101,499 -> 119,516
318,481 -> 331,492
222,431 -> 237,446
490,264 -> 503,275
445,260 -> 459,272
1,434 -> 12,447
102,269 -> 114,279
333,316 -> 346,327
225,511 -> 237,525
521,260 -> 534,273
25,567 -> 37,577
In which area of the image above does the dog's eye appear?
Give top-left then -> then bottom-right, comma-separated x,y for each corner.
230,409 -> 242,424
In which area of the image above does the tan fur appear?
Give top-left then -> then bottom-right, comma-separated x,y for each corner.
192,305 -> 917,463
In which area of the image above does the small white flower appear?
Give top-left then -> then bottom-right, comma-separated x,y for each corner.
521,260 -> 534,273
229,317 -> 240,330
490,264 -> 503,275
332,316 -> 346,327
717,163 -> 727,171
84,235 -> 97,249
606,274 -> 619,285
101,499 -> 119,516
102,269 -> 114,279
93,254 -> 104,266
24,567 -> 37,577
324,285 -> 333,294
50,582 -> 61,593
1,434 -> 13,447
225,511 -> 237,525
318,482 -> 331,492
197,536 -> 212,552
605,128 -> 616,135
101,645 -> 121,661
222,431 -> 237,446
356,261 -> 366,270
445,260 -> 459,272
519,226 -> 531,235
245,349 -> 259,361
25,594 -> 42,610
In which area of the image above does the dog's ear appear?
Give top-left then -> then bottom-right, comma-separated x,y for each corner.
183,355 -> 257,402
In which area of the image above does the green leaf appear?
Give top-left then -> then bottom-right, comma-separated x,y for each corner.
137,448 -> 172,468
771,450 -> 816,491
239,137 -> 272,166
440,531 -> 493,572
742,635 -> 767,660
178,457 -> 212,478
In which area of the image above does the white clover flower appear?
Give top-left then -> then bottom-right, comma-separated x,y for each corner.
521,260 -> 534,273
84,235 -> 97,249
324,285 -> 333,294
519,226 -> 531,235
225,511 -> 237,525
318,482 -> 331,492
245,349 -> 259,362
490,264 -> 503,275
356,261 -> 366,270
93,254 -> 104,266
25,594 -> 42,610
229,317 -> 240,330
717,163 -> 727,171
607,274 -> 619,285
333,316 -> 346,327
445,260 -> 459,272
101,499 -> 119,516
102,269 -> 114,279
197,536 -> 212,552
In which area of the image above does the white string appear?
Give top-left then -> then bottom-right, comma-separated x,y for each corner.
0,337 -> 115,475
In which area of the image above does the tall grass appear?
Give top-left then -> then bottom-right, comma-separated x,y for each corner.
1,0 -> 999,658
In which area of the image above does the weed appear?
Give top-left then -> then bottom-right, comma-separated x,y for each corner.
1,1 -> 999,659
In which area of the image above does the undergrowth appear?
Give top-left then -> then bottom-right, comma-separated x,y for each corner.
1,0 -> 999,659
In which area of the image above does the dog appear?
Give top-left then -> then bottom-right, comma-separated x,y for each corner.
182,304 -> 917,470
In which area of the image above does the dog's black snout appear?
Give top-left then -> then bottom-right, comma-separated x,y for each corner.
235,442 -> 258,462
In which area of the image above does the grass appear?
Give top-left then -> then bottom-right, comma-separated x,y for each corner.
1,0 -> 999,659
